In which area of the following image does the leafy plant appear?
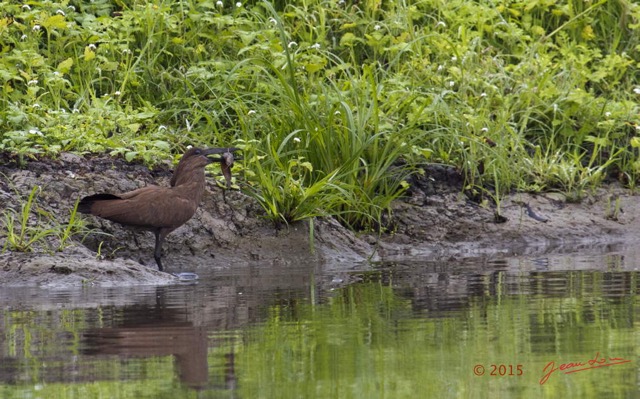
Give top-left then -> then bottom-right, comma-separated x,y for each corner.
1,0 -> 639,233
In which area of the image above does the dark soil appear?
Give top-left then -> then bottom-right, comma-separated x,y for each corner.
1,153 -> 638,287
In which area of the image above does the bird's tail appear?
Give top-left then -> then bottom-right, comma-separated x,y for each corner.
78,193 -> 122,214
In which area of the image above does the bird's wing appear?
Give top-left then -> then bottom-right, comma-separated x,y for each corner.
90,186 -> 198,229
116,186 -> 159,200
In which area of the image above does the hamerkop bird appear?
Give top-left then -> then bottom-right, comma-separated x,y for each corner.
78,147 -> 240,271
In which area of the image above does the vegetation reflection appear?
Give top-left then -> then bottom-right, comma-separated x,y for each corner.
0,271 -> 638,398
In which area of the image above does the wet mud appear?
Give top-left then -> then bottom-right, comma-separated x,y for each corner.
1,153 -> 638,287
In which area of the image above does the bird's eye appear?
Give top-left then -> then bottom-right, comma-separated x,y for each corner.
194,149 -> 201,155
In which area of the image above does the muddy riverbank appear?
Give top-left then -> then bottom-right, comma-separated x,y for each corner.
1,153 -> 638,287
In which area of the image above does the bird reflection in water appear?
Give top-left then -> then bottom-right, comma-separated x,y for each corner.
82,307 -> 236,391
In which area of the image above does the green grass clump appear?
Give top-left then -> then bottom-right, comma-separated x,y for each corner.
1,186 -> 91,253
1,0 -> 639,232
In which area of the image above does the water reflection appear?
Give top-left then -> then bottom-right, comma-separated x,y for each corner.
0,246 -> 639,398
83,315 -> 212,389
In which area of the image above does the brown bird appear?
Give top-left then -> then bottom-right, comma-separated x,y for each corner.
79,147 -> 241,271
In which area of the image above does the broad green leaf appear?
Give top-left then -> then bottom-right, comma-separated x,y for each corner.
135,111 -> 156,119
340,32 -> 357,47
42,15 -> 67,30
57,58 -> 73,74
126,123 -> 141,133
84,47 -> 96,61
153,141 -> 171,150
101,61 -> 118,71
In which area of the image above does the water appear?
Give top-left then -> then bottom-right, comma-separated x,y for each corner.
1,244 -> 639,399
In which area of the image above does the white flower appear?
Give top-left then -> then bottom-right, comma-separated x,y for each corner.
605,112 -> 611,117
68,5 -> 76,11
32,104 -> 41,108
374,24 -> 381,31
56,9 -> 65,16
53,71 -> 60,76
22,4 -> 31,10
480,92 -> 487,98
88,43 -> 97,50
20,34 -> 27,41
32,25 -> 41,31
334,110 -> 341,116
288,41 -> 297,48
311,43 -> 321,49
634,87 -> 640,94
236,2 -> 242,7
451,56 -> 457,62
216,0 -> 223,7
27,79 -> 38,85
636,125 -> 640,132
247,110 -> 256,115
28,129 -> 43,136
122,48 -> 132,55
72,108 -> 79,113
437,65 -> 444,72
435,21 -> 446,28
449,81 -> 455,87
481,127 -> 489,133
158,125 -> 167,131
293,137 -> 301,143
114,91 -> 121,96
269,17 -> 277,25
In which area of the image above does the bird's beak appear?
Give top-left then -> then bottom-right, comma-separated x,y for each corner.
202,147 -> 226,158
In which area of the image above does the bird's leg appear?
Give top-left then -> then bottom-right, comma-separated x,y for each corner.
154,230 -> 165,271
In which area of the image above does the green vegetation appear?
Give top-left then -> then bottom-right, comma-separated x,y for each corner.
1,185 -> 92,253
1,0 -> 639,231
